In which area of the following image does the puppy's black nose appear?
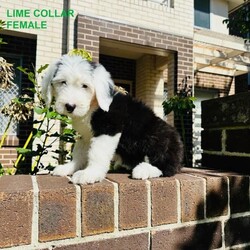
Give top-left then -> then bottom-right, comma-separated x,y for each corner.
65,103 -> 76,113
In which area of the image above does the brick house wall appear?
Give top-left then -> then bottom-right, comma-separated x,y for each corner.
195,72 -> 235,97
68,0 -> 194,49
76,15 -> 193,82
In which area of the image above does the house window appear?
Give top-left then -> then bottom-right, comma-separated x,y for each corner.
194,0 -> 210,29
0,54 -> 22,135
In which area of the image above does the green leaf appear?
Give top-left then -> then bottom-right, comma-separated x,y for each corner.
37,64 -> 49,74
34,107 -> 47,114
63,128 -> 75,134
46,110 -> 58,119
17,66 -> 29,75
16,148 -> 32,154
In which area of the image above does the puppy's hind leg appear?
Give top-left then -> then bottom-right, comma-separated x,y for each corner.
132,161 -> 163,180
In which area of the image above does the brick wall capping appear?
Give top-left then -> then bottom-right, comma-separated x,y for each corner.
0,168 -> 250,249
202,92 -> 250,129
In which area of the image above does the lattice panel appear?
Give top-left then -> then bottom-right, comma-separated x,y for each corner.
0,84 -> 19,135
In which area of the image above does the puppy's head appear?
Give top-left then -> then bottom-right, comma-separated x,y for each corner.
41,55 -> 114,117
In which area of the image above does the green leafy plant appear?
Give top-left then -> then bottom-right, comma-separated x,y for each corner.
68,49 -> 92,61
0,163 -> 4,176
0,163 -> 13,176
223,0 -> 250,42
163,76 -> 196,166
16,66 -> 76,173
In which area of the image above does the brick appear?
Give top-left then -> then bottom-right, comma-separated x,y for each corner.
202,92 -> 250,129
107,174 -> 148,230
226,129 -> 250,153
81,180 -> 114,236
176,174 -> 205,222
37,176 -> 76,242
202,153 -> 250,174
151,222 -> 222,250
54,233 -> 149,250
150,178 -> 178,226
184,169 -> 229,217
206,175 -> 228,218
195,72 -> 233,97
225,216 -> 250,247
201,129 -> 222,151
228,175 -> 250,214
0,175 -> 33,248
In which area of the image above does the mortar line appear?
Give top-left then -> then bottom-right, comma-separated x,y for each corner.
220,176 -> 230,249
31,176 -> 39,246
175,178 -> 181,223
204,177 -> 207,219
75,183 -> 82,238
145,180 -> 152,229
145,180 -> 152,250
106,178 -> 119,232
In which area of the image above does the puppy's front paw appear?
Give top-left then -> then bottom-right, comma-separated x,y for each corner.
71,168 -> 106,185
53,162 -> 77,176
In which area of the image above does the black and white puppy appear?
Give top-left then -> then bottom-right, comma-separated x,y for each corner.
41,55 -> 183,184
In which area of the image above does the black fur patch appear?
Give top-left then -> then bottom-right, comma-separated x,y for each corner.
89,61 -> 98,69
53,62 -> 63,78
91,93 -> 183,177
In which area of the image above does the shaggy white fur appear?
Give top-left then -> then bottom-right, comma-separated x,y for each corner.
42,55 -> 123,184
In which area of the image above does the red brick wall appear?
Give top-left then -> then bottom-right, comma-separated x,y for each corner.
0,169 -> 250,249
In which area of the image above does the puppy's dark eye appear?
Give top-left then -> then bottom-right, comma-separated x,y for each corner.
61,81 -> 67,85
82,84 -> 88,88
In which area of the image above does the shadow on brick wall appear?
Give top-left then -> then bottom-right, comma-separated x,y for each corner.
178,173 -> 250,249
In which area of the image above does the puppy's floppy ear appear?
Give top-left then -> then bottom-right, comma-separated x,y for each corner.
92,63 -> 114,112
41,59 -> 61,107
